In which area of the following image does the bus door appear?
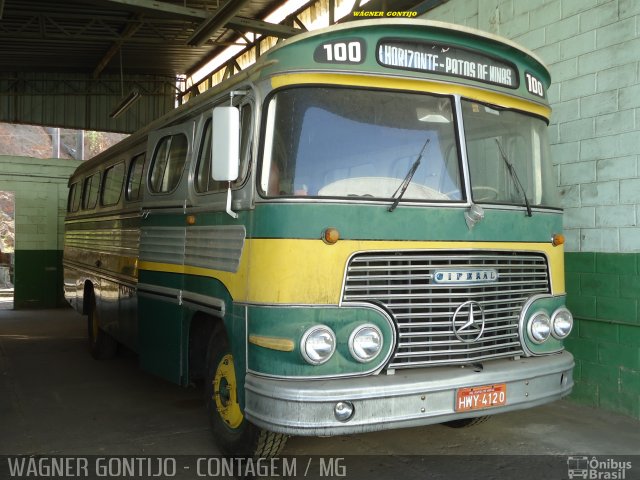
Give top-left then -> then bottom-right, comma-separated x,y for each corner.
137,120 -> 194,384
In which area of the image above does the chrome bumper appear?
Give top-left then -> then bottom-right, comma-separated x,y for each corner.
244,351 -> 574,436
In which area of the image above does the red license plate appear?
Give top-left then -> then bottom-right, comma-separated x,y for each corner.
455,384 -> 507,412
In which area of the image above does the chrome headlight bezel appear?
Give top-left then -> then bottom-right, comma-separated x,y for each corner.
348,324 -> 383,363
551,307 -> 574,339
300,325 -> 336,365
528,310 -> 551,344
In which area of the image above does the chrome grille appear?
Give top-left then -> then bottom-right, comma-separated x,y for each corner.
342,251 -> 551,369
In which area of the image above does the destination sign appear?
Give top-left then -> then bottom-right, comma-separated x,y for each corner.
377,39 -> 518,89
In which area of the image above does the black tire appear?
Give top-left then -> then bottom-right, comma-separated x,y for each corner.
86,292 -> 118,360
205,325 -> 288,457
443,416 -> 490,428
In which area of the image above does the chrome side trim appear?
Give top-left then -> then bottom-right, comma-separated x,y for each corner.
185,225 -> 246,273
62,259 -> 137,287
140,226 -> 186,265
182,291 -> 225,318
244,351 -> 574,436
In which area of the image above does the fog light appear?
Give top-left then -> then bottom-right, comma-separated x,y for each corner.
551,307 -> 573,339
349,324 -> 383,363
334,401 -> 354,422
528,311 -> 551,344
301,326 -> 336,365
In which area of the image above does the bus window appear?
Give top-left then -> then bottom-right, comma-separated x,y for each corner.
82,172 -> 100,210
101,162 -> 125,206
195,104 -> 253,193
260,87 -> 462,200
67,182 -> 82,212
462,99 -> 560,208
126,153 -> 146,201
149,134 -> 188,194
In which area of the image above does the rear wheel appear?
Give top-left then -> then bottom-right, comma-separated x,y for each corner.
86,292 -> 117,360
443,416 -> 490,428
205,326 -> 287,456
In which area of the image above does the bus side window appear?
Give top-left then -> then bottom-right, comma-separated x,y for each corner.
82,172 -> 100,210
67,182 -> 82,213
149,134 -> 188,194
101,162 -> 125,206
126,153 -> 146,201
195,104 -> 252,193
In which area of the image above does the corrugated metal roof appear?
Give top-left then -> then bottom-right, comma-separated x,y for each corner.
0,0 -> 299,77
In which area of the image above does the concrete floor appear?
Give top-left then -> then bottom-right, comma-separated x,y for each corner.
1,305 -> 638,478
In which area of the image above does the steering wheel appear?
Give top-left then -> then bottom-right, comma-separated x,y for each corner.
472,186 -> 500,202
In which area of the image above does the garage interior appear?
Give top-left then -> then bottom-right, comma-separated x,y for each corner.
0,0 -> 638,463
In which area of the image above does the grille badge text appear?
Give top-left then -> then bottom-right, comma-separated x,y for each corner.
433,269 -> 498,284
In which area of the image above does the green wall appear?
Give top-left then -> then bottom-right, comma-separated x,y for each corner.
565,252 -> 640,419
0,155 -> 80,309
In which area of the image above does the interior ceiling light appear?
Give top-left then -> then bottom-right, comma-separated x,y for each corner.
109,89 -> 142,119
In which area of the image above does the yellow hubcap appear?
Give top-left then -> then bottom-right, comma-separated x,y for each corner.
213,353 -> 243,429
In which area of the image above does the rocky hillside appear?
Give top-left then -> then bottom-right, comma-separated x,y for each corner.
0,123 -> 128,255
0,123 -> 127,160
0,191 -> 13,254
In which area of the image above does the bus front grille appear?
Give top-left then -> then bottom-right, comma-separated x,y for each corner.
341,250 -> 551,369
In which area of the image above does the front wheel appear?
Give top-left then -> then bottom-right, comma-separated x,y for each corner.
205,326 -> 288,456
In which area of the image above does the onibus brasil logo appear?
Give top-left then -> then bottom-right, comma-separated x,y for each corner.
567,456 -> 633,479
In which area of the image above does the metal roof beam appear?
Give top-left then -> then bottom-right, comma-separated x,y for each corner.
96,0 -> 299,38
92,15 -> 142,79
187,0 -> 251,47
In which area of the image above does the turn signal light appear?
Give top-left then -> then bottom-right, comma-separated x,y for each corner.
552,233 -> 565,247
323,227 -> 340,244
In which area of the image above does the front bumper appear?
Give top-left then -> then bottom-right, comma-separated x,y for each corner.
244,351 -> 574,436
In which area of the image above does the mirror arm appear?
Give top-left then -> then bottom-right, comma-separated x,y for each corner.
225,182 -> 238,219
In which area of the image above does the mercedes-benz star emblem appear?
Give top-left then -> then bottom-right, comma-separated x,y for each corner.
452,301 -> 485,343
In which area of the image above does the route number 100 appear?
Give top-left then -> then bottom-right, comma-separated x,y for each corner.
322,41 -> 362,63
525,72 -> 544,98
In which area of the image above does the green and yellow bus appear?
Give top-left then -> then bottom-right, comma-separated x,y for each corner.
64,19 -> 574,456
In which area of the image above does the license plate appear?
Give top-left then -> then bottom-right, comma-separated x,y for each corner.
455,384 -> 507,412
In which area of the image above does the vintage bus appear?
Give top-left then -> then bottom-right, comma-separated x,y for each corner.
63,19 -> 574,456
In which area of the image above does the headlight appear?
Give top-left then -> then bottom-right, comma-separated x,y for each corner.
349,324 -> 383,363
551,308 -> 573,339
300,326 -> 336,365
528,311 -> 551,344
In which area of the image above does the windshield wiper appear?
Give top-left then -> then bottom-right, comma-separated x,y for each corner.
494,138 -> 532,217
388,138 -> 431,212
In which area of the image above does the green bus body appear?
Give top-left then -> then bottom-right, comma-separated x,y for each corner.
64,20 -> 574,454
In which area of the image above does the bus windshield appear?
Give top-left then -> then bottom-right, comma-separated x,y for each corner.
462,99 -> 561,209
260,87 -> 464,202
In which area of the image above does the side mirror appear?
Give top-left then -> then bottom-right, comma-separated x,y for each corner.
211,106 -> 240,181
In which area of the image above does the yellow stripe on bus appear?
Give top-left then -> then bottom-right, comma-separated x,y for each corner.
270,73 -> 551,120
139,239 -> 565,305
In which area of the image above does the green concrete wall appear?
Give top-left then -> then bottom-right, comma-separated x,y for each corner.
0,155 -> 80,308
425,0 -> 640,418
565,252 -> 640,418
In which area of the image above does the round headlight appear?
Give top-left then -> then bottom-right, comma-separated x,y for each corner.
528,311 -> 551,344
301,326 -> 336,365
349,324 -> 383,363
551,308 -> 573,339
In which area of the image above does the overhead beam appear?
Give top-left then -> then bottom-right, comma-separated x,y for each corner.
93,15 -> 143,79
187,0 -> 252,47
96,0 -> 300,38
